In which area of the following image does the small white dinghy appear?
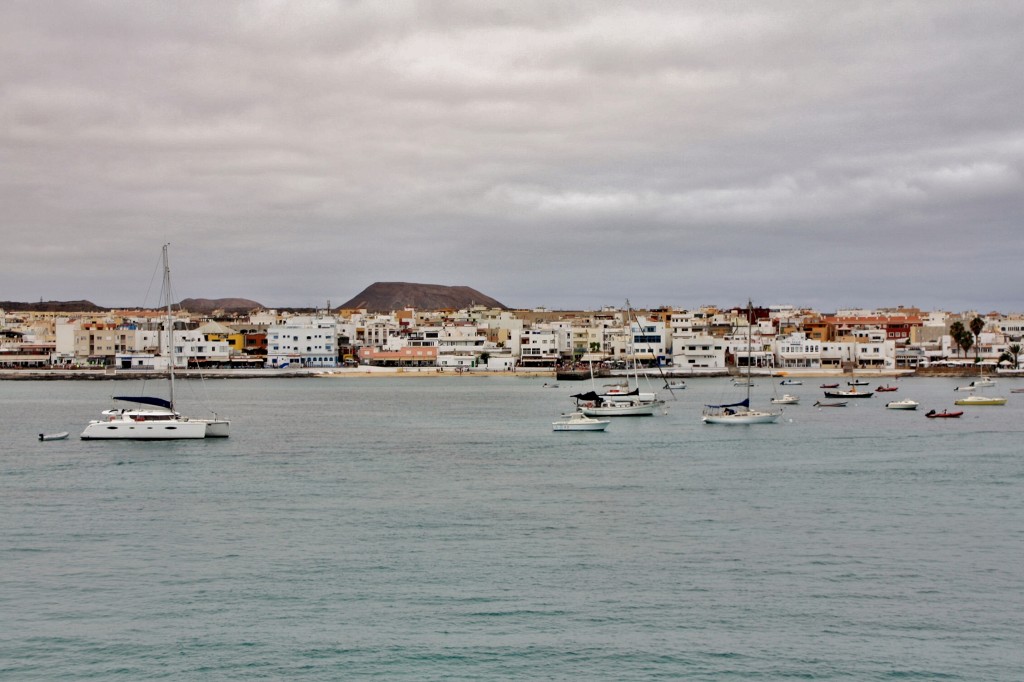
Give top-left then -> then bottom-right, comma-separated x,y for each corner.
39,432 -> 70,441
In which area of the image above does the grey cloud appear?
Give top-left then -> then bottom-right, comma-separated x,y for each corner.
2,1 -> 1023,312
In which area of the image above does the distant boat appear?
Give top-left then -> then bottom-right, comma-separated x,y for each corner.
847,379 -> 870,386
824,388 -> 874,399
779,379 -> 802,385
552,411 -> 610,432
876,385 -> 899,392
955,379 -> 996,391
953,395 -> 1008,406
702,302 -> 780,425
820,383 -> 839,389
663,380 -> 687,390
885,399 -> 919,410
38,431 -> 69,441
813,400 -> 848,407
572,390 -> 659,417
771,394 -> 800,405
925,409 -> 963,418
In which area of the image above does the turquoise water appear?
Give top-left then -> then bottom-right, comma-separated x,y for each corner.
3,376 -> 1023,680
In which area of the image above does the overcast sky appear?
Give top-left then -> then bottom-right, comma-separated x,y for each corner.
2,1 -> 1022,313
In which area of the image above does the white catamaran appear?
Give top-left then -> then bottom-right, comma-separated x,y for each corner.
81,245 -> 230,440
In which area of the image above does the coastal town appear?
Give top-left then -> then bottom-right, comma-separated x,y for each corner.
2,302 -> 1022,377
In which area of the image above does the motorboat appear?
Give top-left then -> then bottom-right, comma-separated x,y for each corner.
876,385 -> 898,392
813,400 -> 848,407
925,409 -> 964,418
847,379 -> 870,386
552,411 -> 610,431
953,395 -> 1008,406
663,380 -> 686,390
601,382 -> 658,404
771,394 -> 800,404
81,245 -> 230,441
820,383 -> 839,389
885,399 -> 919,410
38,432 -> 70,441
779,379 -> 803,385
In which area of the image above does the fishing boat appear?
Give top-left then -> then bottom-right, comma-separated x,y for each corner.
885,399 -> 919,410
552,411 -> 610,432
813,400 -> 848,407
702,302 -> 780,425
925,409 -> 963,418
80,245 -> 230,440
953,395 -> 1008,406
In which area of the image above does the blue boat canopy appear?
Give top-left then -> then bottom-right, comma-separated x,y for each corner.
705,398 -> 749,409
114,396 -> 173,410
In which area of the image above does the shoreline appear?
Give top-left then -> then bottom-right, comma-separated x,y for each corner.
1,367 -> 1018,380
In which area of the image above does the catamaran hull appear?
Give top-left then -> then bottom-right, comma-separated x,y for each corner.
81,419 -> 207,440
202,420 -> 231,438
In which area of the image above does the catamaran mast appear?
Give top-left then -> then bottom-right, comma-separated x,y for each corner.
163,244 -> 175,410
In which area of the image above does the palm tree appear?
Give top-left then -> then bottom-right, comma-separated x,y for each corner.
999,343 -> 1022,369
969,316 -> 985,361
958,329 -> 974,359
949,320 -> 966,358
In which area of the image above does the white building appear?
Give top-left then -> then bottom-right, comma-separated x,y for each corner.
774,332 -> 822,369
266,317 -> 338,368
518,329 -> 560,368
671,333 -> 728,370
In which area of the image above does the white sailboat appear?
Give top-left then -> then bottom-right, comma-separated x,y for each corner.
572,302 -> 665,417
81,245 -> 230,440
702,302 -> 781,425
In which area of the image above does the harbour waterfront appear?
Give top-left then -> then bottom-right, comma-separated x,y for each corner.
3,376 -> 1024,680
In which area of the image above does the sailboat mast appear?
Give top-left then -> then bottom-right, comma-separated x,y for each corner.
746,300 -> 753,403
163,244 -> 175,410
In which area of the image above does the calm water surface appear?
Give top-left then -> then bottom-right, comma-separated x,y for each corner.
2,376 -> 1023,680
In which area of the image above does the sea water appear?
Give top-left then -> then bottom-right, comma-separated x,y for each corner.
2,376 -> 1023,680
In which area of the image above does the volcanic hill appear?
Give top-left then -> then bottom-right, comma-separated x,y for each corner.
339,282 -> 506,313
177,298 -> 263,314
